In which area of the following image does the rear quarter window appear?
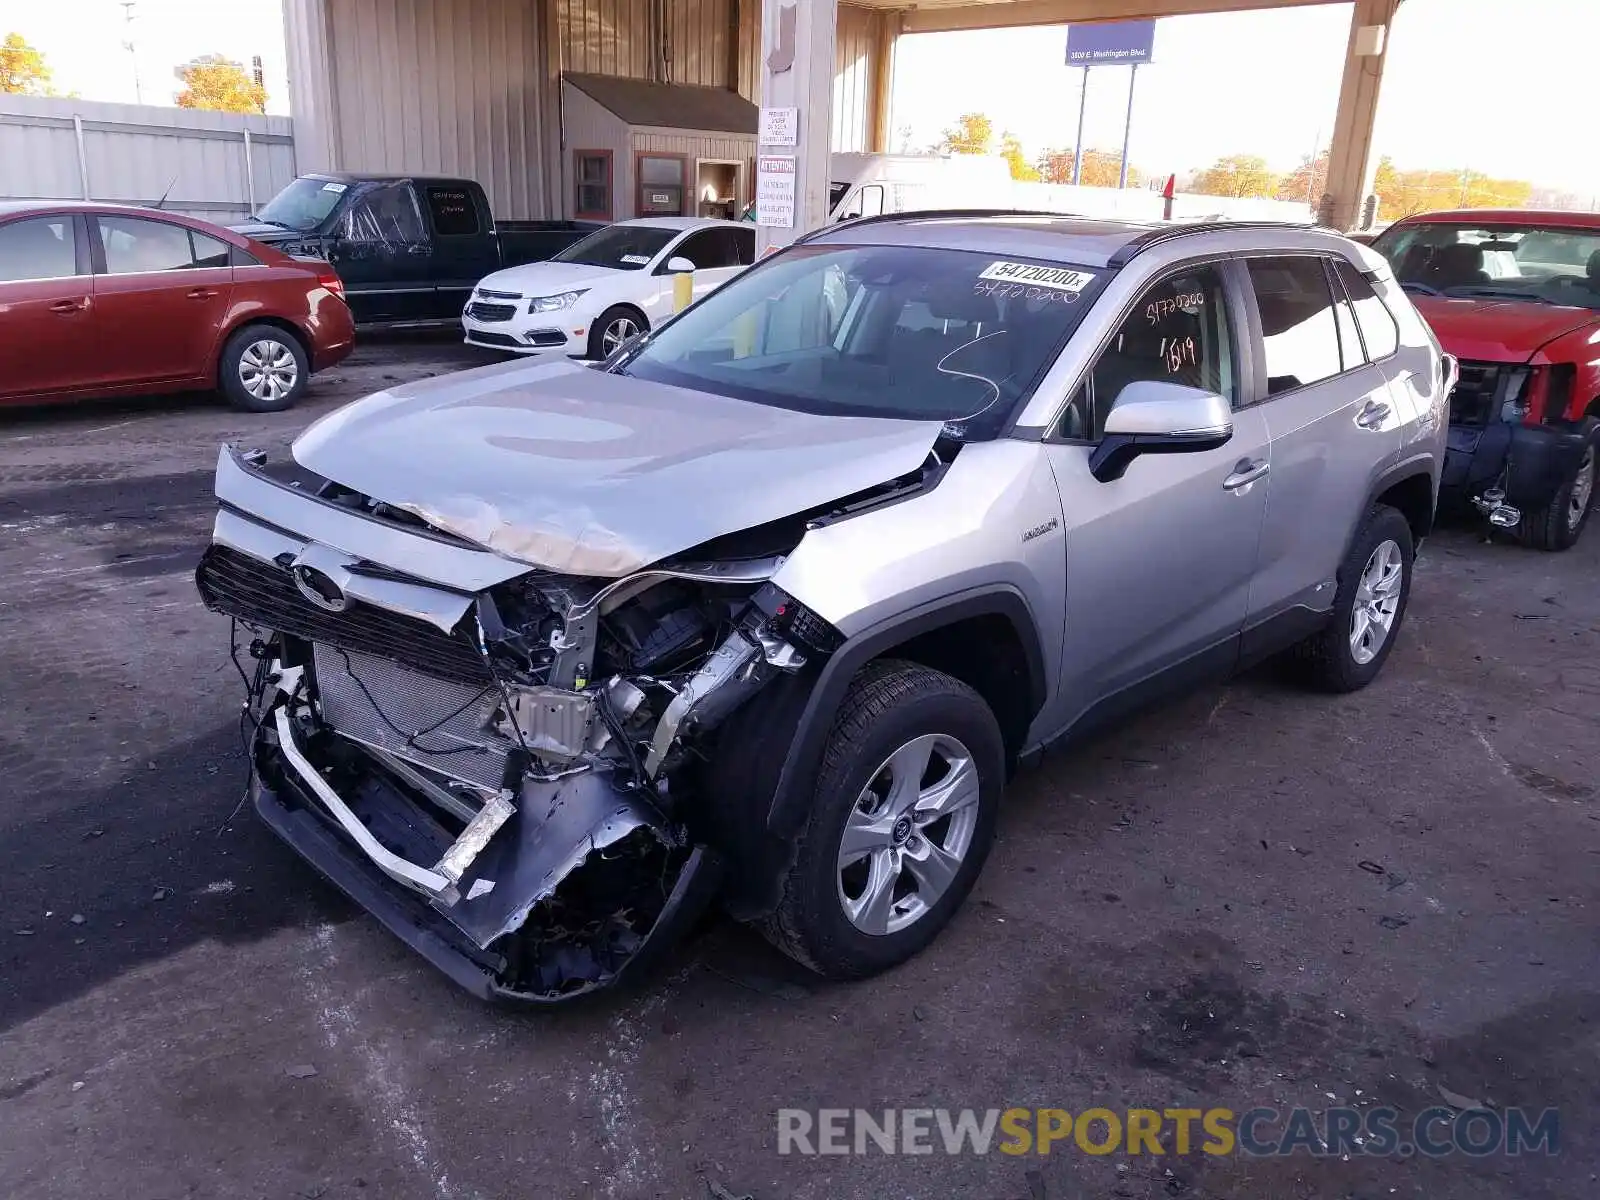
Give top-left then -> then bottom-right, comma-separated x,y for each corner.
425,187 -> 480,237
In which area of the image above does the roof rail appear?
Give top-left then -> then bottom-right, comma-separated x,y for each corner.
795,207 -> 1078,245
1105,219 -> 1321,267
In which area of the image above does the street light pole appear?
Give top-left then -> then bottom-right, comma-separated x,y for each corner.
1071,66 -> 1089,186
1117,63 -> 1138,189
120,1 -> 143,104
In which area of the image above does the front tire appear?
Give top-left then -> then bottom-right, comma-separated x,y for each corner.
759,660 -> 1005,980
219,324 -> 309,413
587,306 -> 647,360
1519,438 -> 1596,552
1292,504 -> 1414,693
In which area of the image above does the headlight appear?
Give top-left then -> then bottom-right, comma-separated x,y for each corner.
529,290 -> 587,313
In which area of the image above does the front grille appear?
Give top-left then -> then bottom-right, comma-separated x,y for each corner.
1449,360 -> 1505,427
466,330 -> 519,348
476,288 -> 520,301
196,545 -> 491,687
466,301 -> 517,322
314,644 -> 510,793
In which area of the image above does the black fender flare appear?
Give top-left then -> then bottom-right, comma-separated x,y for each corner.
1350,455 -> 1437,556
763,585 -> 1048,841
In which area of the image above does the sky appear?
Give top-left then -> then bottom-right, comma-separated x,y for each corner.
892,0 -> 1600,196
2,0 -> 1596,195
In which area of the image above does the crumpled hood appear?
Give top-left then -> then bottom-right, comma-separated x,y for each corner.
1412,296 -> 1598,362
291,358 -> 943,577
475,261 -> 625,296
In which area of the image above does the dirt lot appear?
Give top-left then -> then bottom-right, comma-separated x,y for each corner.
0,337 -> 1595,1200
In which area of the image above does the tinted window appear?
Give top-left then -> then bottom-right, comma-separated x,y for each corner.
672,229 -> 739,270
621,243 -> 1105,441
732,226 -> 755,265
425,187 -> 480,236
1247,257 -> 1343,395
574,152 -> 611,219
554,224 -> 677,271
191,231 -> 231,269
1327,261 -> 1366,372
1334,259 -> 1399,359
0,216 -> 78,281
1075,263 -> 1236,440
100,216 -> 201,274
342,183 -> 426,244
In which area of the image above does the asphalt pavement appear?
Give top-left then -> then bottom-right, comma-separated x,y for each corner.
0,337 -> 1595,1200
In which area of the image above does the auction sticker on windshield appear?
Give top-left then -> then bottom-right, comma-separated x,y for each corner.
978,261 -> 1095,292
621,254 -> 651,265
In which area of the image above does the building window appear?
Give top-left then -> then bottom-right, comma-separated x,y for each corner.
574,151 -> 612,221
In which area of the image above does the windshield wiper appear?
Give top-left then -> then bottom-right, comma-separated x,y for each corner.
1443,285 -> 1557,304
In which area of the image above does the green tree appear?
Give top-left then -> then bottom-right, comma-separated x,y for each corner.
1036,148 -> 1135,188
175,54 -> 266,114
0,32 -> 53,95
939,112 -> 993,156
1191,154 -> 1278,199
1001,133 -> 1039,182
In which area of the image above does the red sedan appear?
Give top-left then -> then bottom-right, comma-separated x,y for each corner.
0,201 -> 354,412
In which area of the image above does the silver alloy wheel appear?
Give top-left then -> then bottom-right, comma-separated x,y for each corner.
601,316 -> 639,355
836,732 -> 980,937
1349,538 -> 1404,666
238,338 -> 299,403
1567,444 -> 1595,532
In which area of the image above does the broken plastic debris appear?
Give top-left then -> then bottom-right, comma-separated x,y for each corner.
1437,1083 -> 1487,1111
152,887 -> 172,901
286,1064 -> 318,1079
466,878 -> 496,901
69,914 -> 86,926
70,1081 -> 84,1092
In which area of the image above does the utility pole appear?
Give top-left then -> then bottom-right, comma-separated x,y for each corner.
1071,67 -> 1089,186
120,1 -> 143,104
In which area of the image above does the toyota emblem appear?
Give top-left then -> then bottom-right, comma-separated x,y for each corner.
292,564 -> 349,613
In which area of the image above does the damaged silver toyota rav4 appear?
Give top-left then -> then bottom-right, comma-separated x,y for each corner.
198,213 -> 1449,1002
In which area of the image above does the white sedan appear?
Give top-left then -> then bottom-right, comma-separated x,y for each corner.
462,217 -> 756,359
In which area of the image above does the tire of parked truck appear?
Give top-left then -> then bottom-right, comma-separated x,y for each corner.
758,660 -> 1005,980
218,323 -> 310,413
1518,429 -> 1597,552
1290,504 -> 1415,694
587,306 -> 648,360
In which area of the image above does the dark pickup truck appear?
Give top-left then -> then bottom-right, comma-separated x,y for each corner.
233,174 -> 601,326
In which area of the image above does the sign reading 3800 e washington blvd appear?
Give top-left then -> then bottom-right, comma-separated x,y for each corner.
1065,19 -> 1156,66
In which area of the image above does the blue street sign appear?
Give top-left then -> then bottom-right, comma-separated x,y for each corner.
1066,20 -> 1156,67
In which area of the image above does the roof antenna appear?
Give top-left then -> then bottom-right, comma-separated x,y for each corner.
153,173 -> 178,209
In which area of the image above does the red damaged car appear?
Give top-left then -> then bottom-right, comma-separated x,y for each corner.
1371,210 -> 1600,549
0,201 -> 353,413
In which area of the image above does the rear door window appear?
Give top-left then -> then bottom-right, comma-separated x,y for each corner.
1333,259 -> 1399,359
424,187 -> 480,236
98,216 -> 226,274
1246,256 -> 1344,396
671,229 -> 739,270
0,216 -> 79,281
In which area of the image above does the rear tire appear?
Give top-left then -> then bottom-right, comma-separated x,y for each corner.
758,660 -> 1004,980
1291,504 -> 1414,693
219,324 -> 309,413
587,306 -> 647,360
1518,437 -> 1596,552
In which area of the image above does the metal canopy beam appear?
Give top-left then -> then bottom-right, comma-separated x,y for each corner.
879,0 -> 1344,35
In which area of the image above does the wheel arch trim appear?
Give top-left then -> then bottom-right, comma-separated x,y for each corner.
764,585 -> 1047,841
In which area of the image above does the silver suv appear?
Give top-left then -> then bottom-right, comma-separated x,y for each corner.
198,213 -> 1448,1002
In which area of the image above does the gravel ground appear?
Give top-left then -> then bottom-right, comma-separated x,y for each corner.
0,337 -> 1595,1200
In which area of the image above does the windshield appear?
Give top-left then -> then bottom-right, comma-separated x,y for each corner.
553,224 -> 677,270
256,177 -> 350,231
1374,221 -> 1600,308
616,242 -> 1105,440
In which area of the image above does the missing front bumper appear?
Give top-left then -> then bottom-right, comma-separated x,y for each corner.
252,718 -> 722,1003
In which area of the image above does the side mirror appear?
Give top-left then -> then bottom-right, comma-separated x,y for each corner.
1088,381 -> 1233,483
666,256 -> 695,274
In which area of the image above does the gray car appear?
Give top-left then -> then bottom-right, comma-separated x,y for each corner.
197,212 -> 1449,1001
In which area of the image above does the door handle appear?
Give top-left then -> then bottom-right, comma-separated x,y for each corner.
1356,399 -> 1392,429
1222,458 -> 1270,490
186,288 -> 219,300
48,298 -> 85,314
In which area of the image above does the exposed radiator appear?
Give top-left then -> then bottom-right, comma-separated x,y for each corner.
313,644 -> 513,795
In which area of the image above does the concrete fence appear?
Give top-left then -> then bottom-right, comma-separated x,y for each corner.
0,95 -> 297,223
